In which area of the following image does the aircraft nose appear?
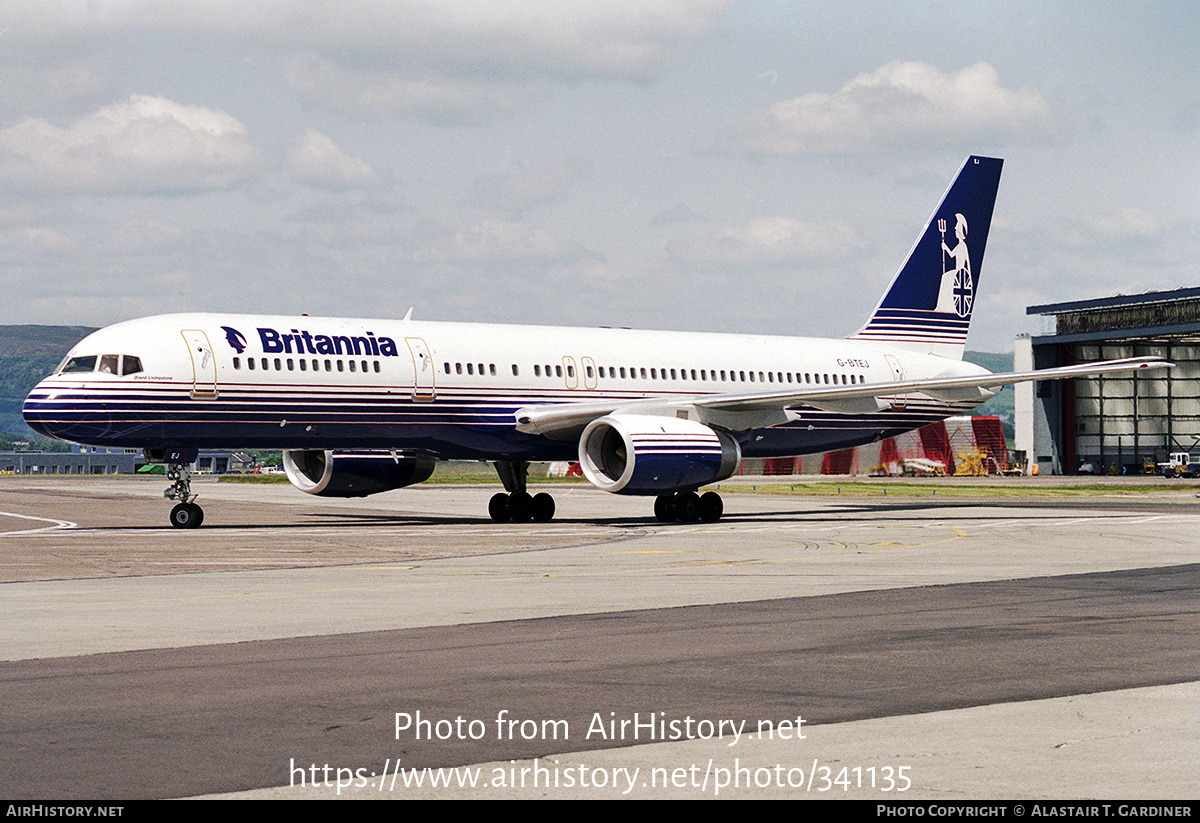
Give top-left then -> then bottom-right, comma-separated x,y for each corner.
22,379 -> 69,440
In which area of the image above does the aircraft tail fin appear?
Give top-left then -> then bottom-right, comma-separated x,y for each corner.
850,155 -> 1003,360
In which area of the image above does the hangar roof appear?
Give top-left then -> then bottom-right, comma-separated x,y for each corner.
1028,287 -> 1200,344
1027,287 -> 1200,316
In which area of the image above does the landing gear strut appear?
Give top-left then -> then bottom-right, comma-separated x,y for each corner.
489,460 -> 555,522
165,462 -> 204,528
654,490 -> 723,523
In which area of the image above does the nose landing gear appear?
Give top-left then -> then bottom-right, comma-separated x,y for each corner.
165,462 -> 204,528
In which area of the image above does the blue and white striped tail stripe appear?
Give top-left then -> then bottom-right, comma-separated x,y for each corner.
852,308 -> 970,345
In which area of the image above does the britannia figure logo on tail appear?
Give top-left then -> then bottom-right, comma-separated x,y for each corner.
936,212 -> 973,318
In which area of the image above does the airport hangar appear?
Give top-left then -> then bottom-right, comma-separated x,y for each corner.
1016,286 -> 1200,476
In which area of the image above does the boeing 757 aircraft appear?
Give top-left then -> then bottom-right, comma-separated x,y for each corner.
23,156 -> 1169,527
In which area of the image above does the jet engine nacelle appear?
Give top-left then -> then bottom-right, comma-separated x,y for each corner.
578,414 -> 741,495
282,449 -> 435,497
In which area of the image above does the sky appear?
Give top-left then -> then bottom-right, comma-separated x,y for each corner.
0,1 -> 1196,352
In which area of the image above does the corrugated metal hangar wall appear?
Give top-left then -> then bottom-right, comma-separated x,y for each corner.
1019,288 -> 1200,475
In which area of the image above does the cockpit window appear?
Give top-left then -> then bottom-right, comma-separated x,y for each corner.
58,354 -> 144,376
122,355 -> 143,376
61,356 -> 97,374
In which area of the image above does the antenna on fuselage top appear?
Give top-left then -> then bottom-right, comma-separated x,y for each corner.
402,307 -> 414,321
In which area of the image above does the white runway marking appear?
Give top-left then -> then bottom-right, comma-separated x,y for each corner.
0,511 -> 76,535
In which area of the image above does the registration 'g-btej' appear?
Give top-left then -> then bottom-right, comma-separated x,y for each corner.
23,157 -> 1170,528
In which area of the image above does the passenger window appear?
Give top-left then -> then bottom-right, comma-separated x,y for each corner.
232,357 -> 241,370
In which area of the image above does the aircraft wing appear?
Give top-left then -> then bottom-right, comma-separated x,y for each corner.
514,356 -> 1171,437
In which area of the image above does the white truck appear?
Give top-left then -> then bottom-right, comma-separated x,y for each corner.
1158,452 -> 1200,478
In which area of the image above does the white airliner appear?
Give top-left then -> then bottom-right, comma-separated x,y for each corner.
23,156 -> 1169,528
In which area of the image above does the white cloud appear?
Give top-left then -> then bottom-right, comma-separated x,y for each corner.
287,129 -> 380,191
2,3 -> 726,122
28,1 -> 726,77
468,158 -> 591,213
669,216 -> 862,269
730,61 -> 1054,155
0,95 -> 262,194
1044,207 -> 1164,249
281,53 -> 543,124
4,2 -> 726,88
0,60 -> 109,119
1083,208 -> 1162,241
415,218 -> 586,264
0,225 -> 75,254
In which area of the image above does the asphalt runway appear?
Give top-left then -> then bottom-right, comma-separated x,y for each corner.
1,475 -> 1197,799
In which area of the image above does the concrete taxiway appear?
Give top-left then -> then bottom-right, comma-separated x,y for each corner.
0,475 -> 1197,799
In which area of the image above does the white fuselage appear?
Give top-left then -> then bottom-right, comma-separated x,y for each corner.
23,312 -> 990,461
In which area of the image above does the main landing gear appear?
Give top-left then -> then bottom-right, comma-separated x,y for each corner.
485,461 -> 725,524
654,490 -> 723,523
489,459 -> 556,522
165,461 -> 204,528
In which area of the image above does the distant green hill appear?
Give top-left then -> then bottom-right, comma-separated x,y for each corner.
0,325 -> 97,358
0,325 -> 96,442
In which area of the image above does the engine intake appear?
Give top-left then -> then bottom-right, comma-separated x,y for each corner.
282,449 -> 435,497
578,414 -> 740,495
